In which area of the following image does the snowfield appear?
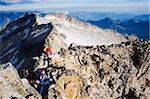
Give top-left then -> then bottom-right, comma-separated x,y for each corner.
38,14 -> 127,46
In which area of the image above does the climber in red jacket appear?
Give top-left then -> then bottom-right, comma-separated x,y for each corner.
44,45 -> 52,55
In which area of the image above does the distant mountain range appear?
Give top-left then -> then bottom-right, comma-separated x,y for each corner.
87,17 -> 149,39
0,11 -> 149,39
0,1 -> 10,6
0,11 -> 47,29
134,14 -> 149,22
0,12 -> 24,30
69,12 -> 147,21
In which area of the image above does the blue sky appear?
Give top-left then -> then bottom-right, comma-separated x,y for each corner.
0,0 -> 149,13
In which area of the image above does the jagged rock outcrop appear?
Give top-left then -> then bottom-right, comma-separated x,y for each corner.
0,13 -> 127,71
0,62 -> 41,99
0,14 -> 53,70
48,40 -> 150,99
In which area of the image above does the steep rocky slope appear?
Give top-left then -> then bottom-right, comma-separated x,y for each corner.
0,63 -> 41,99
0,40 -> 149,99
47,40 -> 150,99
0,14 -> 53,70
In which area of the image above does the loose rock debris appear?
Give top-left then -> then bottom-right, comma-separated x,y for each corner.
19,40 -> 150,99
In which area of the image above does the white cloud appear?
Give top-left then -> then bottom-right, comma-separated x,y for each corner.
1,0 -> 21,3
0,0 -> 43,4
0,0 -> 149,14
0,0 -> 148,5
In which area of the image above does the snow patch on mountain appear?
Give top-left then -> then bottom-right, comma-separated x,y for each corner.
40,14 -> 127,46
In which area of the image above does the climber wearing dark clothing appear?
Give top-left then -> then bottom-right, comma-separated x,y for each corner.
43,54 -> 52,67
29,79 -> 50,97
29,68 -> 53,98
38,79 -> 50,95
29,45 -> 53,98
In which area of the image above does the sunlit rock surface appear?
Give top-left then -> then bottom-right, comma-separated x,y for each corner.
0,63 -> 41,99
48,40 -> 150,99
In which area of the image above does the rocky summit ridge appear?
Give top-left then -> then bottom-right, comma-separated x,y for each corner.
47,40 -> 150,99
0,13 -> 127,70
0,13 -> 149,99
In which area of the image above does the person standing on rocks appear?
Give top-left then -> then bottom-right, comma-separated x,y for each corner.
44,45 -> 52,56
43,45 -> 53,67
29,68 -> 54,98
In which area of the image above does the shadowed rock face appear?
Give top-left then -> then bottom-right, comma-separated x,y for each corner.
0,14 -> 53,70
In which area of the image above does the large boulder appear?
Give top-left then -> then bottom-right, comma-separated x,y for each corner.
0,63 -> 41,99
